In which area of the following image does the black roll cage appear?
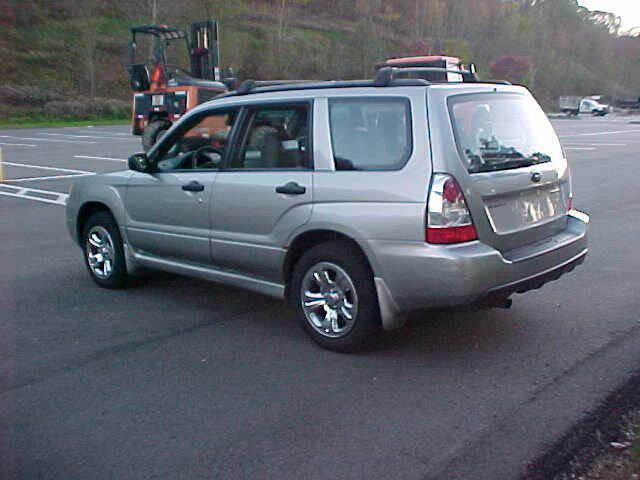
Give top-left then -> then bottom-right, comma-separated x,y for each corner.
127,24 -> 189,70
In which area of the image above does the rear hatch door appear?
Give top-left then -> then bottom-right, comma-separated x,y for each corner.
428,86 -> 571,254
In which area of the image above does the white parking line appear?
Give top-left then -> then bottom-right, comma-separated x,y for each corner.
5,173 -> 94,183
2,161 -> 94,175
0,184 -> 68,205
74,155 -> 127,162
559,129 -> 640,138
564,147 -> 595,151
84,128 -> 130,136
42,133 -> 134,141
0,142 -> 37,147
562,143 -> 627,147
0,135 -> 96,144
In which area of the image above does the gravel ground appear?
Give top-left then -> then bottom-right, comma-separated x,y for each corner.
524,373 -> 640,479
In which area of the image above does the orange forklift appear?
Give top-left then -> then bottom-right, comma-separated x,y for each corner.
125,20 -> 235,151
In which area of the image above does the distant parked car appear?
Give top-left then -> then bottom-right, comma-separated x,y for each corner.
559,96 -> 609,116
66,72 -> 589,352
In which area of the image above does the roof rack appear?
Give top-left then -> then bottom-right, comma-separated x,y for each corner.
220,77 -> 431,98
376,65 -> 510,85
375,66 -> 481,83
220,66 -> 510,98
235,79 -> 316,95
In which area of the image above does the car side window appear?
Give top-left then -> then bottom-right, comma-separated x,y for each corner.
328,98 -> 412,171
155,108 -> 239,172
229,104 -> 310,170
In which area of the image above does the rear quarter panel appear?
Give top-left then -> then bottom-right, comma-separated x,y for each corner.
306,90 -> 431,276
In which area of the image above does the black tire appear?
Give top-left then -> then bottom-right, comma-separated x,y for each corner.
142,119 -> 171,152
82,211 -> 128,289
290,241 -> 380,352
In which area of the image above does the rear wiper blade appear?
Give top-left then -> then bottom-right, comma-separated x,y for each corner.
525,152 -> 551,164
466,150 -> 552,173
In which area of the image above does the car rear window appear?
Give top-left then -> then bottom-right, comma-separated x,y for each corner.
329,98 -> 412,170
448,93 -> 562,173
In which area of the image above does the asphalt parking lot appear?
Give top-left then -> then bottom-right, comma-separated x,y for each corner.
1,116 -> 640,480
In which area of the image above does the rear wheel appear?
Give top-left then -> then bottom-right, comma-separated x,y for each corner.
142,119 -> 170,152
82,211 -> 128,289
291,242 -> 380,352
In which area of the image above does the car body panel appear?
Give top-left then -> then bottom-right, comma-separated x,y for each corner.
210,171 -> 312,282
66,170 -> 133,243
369,212 -> 587,311
124,171 -> 216,264
66,83 -> 589,330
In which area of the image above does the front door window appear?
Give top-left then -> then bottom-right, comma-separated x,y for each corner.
155,109 -> 239,171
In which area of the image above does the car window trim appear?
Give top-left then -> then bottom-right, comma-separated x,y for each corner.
150,105 -> 242,173
220,99 -> 315,172
327,96 -> 413,172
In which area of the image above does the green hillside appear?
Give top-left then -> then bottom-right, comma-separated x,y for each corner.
1,0 -> 639,122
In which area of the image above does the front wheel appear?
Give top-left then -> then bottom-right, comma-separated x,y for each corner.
82,211 -> 128,289
291,242 -> 380,352
142,120 -> 171,152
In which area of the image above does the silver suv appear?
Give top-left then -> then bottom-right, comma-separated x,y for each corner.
66,76 -> 589,351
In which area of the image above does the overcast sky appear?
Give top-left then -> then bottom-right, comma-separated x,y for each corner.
579,0 -> 640,33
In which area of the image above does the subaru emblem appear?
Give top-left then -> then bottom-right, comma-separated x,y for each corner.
531,171 -> 542,183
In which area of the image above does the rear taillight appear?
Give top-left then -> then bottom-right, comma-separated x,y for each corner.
426,174 -> 478,244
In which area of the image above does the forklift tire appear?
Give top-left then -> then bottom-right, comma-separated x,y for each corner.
142,120 -> 171,152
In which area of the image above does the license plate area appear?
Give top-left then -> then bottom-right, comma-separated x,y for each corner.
484,186 -> 564,234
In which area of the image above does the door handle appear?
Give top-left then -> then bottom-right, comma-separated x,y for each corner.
275,181 -> 306,195
182,181 -> 205,192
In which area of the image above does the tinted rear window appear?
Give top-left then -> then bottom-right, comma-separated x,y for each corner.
448,93 -> 562,173
329,98 -> 412,170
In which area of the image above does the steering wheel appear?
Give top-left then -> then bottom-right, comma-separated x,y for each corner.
193,146 -> 223,169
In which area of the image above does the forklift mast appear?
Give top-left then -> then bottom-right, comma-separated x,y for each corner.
189,21 -> 221,82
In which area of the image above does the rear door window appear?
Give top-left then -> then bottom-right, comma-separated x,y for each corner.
229,103 -> 311,170
328,98 -> 412,170
448,93 -> 562,173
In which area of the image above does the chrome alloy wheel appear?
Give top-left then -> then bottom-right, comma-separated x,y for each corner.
300,262 -> 358,338
86,226 -> 115,279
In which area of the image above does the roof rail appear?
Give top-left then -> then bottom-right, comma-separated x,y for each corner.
376,65 -> 515,86
235,79 -> 317,94
374,67 -> 433,86
220,77 -> 430,98
219,67 -> 511,99
376,65 -> 482,83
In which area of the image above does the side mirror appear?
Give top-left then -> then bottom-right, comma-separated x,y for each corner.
128,153 -> 152,173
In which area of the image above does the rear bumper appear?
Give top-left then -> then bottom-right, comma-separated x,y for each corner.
371,211 -> 588,313
482,247 -> 586,304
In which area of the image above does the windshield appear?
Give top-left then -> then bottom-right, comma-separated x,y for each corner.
448,92 -> 562,173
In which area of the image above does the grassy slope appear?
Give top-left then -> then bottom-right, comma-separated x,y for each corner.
0,118 -> 129,129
